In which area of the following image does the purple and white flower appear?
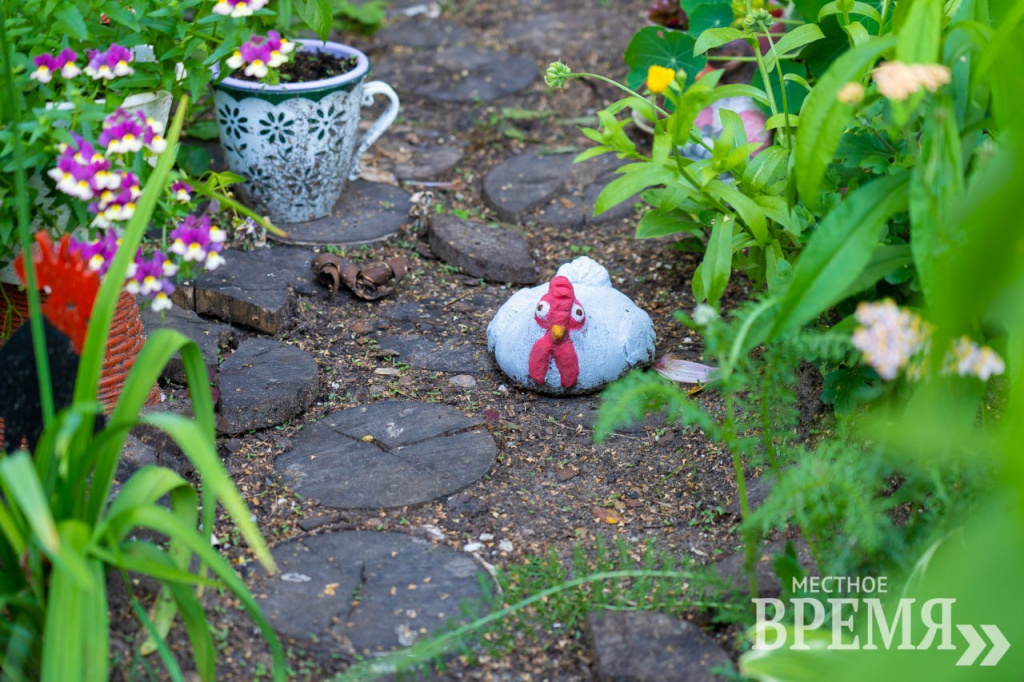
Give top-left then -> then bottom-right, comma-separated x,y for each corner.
58,48 -> 81,78
226,32 -> 294,79
212,0 -> 269,18
84,44 -> 134,81
169,215 -> 226,270
30,54 -> 60,84
171,180 -> 193,202
47,135 -> 115,201
99,109 -> 167,155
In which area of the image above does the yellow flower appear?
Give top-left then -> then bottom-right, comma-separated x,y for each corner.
837,82 -> 865,104
872,61 -> 951,101
646,64 -> 676,95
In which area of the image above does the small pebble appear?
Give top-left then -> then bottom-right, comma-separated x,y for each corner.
463,541 -> 483,552
449,374 -> 477,388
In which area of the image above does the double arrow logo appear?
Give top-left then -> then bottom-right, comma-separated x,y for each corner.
956,625 -> 1010,666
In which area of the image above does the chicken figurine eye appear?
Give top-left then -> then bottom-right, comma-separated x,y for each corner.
536,300 -> 550,319
571,304 -> 585,324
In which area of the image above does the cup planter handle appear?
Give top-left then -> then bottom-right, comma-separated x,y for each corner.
350,81 -> 401,181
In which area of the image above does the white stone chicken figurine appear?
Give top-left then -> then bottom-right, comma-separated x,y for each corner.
487,257 -> 656,395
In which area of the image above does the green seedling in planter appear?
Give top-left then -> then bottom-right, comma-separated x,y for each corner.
0,27 -> 285,676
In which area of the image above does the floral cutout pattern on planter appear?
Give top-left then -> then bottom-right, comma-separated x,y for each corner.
213,40 -> 400,224
487,257 -> 656,396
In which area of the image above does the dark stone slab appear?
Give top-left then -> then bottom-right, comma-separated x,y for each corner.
429,215 -> 538,284
393,145 -> 463,181
218,338 -> 318,434
585,610 -> 734,682
193,246 -> 324,334
375,18 -> 469,49
118,434 -> 158,481
132,399 -> 197,477
269,181 -> 411,247
384,47 -> 538,102
483,151 -> 575,222
140,306 -> 235,384
256,531 -> 488,655
377,333 -> 495,373
713,538 -> 817,600
276,401 -> 495,508
503,10 -> 634,62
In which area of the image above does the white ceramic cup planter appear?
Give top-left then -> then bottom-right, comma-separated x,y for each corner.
212,40 -> 400,224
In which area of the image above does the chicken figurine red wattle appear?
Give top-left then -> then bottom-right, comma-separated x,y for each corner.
488,257 -> 656,395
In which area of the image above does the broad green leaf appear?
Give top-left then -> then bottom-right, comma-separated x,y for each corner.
635,208 -> 703,239
708,179 -> 768,244
840,244 -> 913,298
594,164 -> 676,215
818,1 -> 883,24
695,215 -> 734,304
742,146 -> 790,191
896,0 -> 943,63
624,27 -> 708,90
842,20 -> 871,46
53,4 -> 88,40
689,4 -> 735,34
693,27 -> 747,56
0,454 -> 59,556
763,24 -> 826,72
708,83 -> 771,107
770,171 -> 910,338
293,0 -> 333,42
764,113 -> 800,129
794,36 -> 897,207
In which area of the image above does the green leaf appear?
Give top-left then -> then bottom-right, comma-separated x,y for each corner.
693,27 -> 747,56
896,0 -> 943,64
635,208 -> 703,239
625,27 -> 708,90
751,60 -> 810,118
0,454 -> 59,556
594,164 -> 676,215
763,23 -> 826,72
695,214 -> 734,304
910,98 -> 964,304
708,83 -> 771,107
793,36 -> 897,208
769,171 -> 910,339
842,20 -> 871,46
840,244 -> 913,299
293,0 -> 333,42
764,113 -> 800,129
689,4 -> 736,34
53,4 -> 88,40
708,179 -> 768,244
817,1 -> 882,24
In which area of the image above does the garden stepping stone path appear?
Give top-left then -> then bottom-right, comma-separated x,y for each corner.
275,400 -> 496,508
190,246 -> 324,335
217,338 -> 319,434
374,18 -> 470,49
483,151 -> 576,222
256,531 -> 487,655
376,333 -> 495,373
269,180 -> 411,247
502,10 -> 634,61
140,306 -> 234,385
378,46 -> 538,102
392,144 -> 464,182
585,610 -> 734,681
429,215 -> 539,284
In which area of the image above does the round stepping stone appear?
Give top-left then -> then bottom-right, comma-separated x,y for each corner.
140,306 -> 235,384
377,333 -> 495,373
218,338 -> 318,434
276,401 -> 495,508
429,215 -> 538,284
269,181 -> 411,247
503,10 -> 633,61
256,531 -> 488,655
396,47 -> 538,102
533,181 -> 638,229
375,18 -> 469,49
191,246 -> 323,335
483,151 -> 574,222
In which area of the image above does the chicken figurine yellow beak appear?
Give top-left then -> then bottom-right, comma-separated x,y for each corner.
550,324 -> 567,342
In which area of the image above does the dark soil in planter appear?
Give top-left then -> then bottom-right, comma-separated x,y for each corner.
231,50 -> 359,83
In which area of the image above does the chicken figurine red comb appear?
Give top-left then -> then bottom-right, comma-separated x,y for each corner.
487,257 -> 656,395
14,231 -> 100,354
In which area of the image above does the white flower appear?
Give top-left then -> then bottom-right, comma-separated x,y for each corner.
226,51 -> 245,70
852,300 -> 929,380
205,250 -> 226,270
243,60 -> 269,79
29,66 -> 53,84
873,62 -> 951,101
151,292 -> 173,312
61,62 -> 81,79
692,304 -> 719,326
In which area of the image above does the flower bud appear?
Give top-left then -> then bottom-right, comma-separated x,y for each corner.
544,61 -> 572,89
